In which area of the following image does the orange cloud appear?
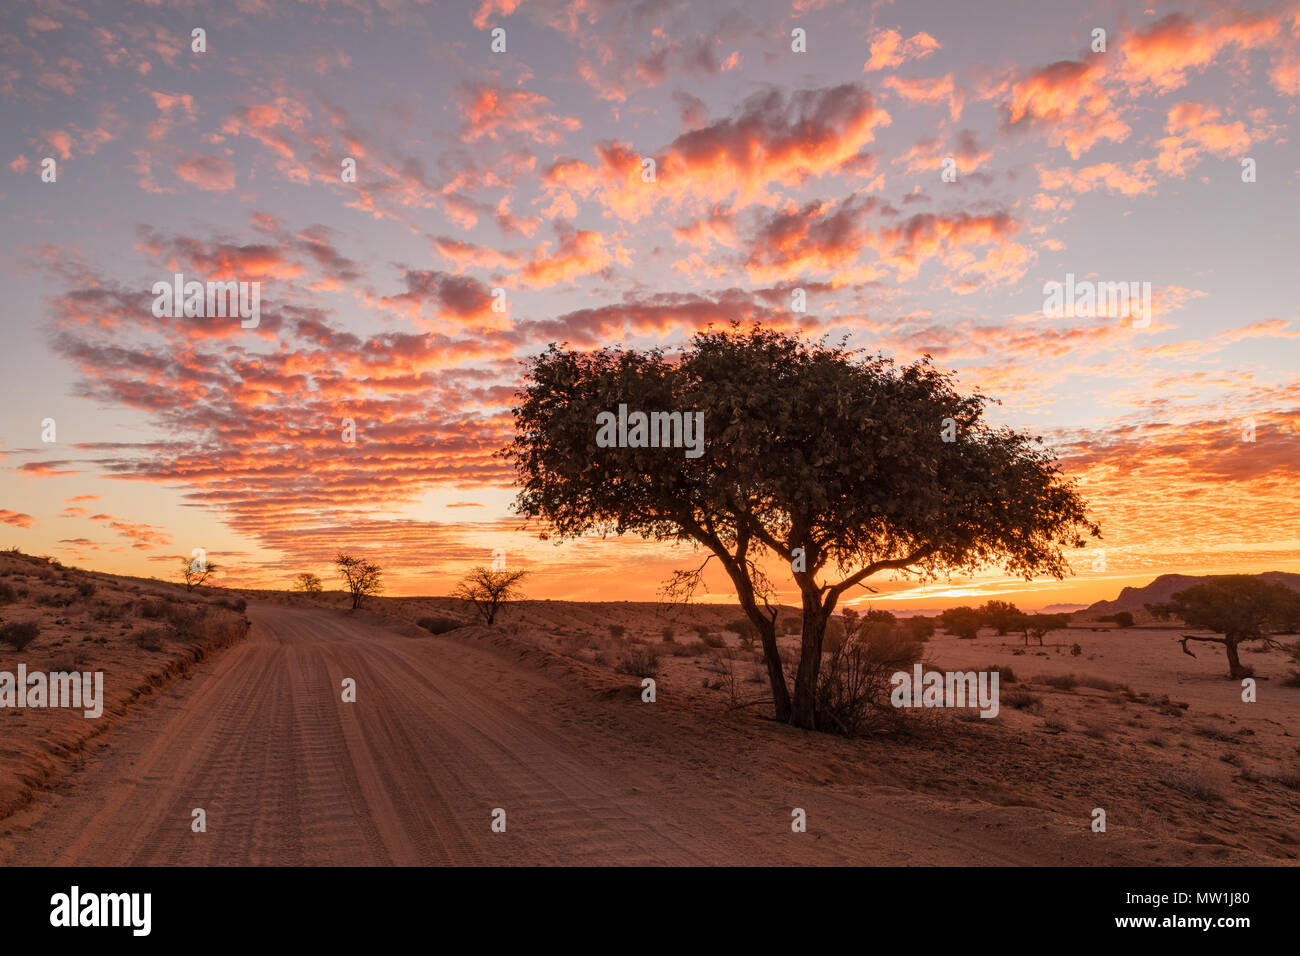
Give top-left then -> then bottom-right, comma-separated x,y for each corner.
1123,9 -> 1281,94
1004,58 -> 1129,158
1155,102 -> 1251,176
0,510 -> 35,528
863,29 -> 941,71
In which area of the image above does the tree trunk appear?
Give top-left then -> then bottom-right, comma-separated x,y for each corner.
719,561 -> 791,723
1225,638 -> 1245,678
756,618 -> 792,723
790,591 -> 829,729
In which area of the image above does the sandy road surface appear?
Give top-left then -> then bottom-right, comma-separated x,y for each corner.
0,603 -> 1254,865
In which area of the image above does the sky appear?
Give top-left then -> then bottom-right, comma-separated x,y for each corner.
1,0 -> 1297,611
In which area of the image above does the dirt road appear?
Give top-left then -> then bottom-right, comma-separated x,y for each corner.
0,603 -> 1263,865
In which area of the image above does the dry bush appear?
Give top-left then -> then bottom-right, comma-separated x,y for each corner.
1081,719 -> 1110,740
608,624 -> 626,638
1076,675 -> 1129,692
1003,689 -> 1040,710
0,620 -> 40,650
136,626 -> 168,651
164,603 -> 208,638
0,581 -> 16,604
615,645 -> 659,678
139,598 -> 167,619
814,623 -> 923,737
987,663 -> 1017,684
1042,673 -> 1078,690
1282,670 -> 1300,688
661,626 -> 675,643
1159,770 -> 1223,801
418,616 -> 464,634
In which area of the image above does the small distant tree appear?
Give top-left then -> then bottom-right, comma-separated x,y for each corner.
181,555 -> 219,592
979,600 -> 1022,635
1146,602 -> 1175,621
1020,612 -> 1070,646
940,606 -> 981,640
902,616 -> 936,641
1113,611 -> 1134,628
335,552 -> 384,609
292,572 -> 323,593
1172,577 -> 1296,678
453,567 -> 527,626
728,617 -> 759,648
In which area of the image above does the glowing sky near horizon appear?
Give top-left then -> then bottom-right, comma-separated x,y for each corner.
1,0 -> 1297,610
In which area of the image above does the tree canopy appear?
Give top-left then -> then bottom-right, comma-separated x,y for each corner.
505,325 -> 1099,729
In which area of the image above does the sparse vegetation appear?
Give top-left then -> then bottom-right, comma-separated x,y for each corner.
0,620 -> 40,650
1042,674 -> 1078,691
291,572 -> 323,593
615,646 -> 659,678
814,613 -> 923,737
418,616 -> 464,635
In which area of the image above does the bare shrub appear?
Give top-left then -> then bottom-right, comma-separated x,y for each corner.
0,620 -> 40,650
1003,689 -> 1039,710
615,646 -> 659,678
1042,673 -> 1078,690
814,621 -> 923,737
139,598 -> 167,619
418,616 -> 464,635
987,663 -> 1017,684
1076,675 -> 1129,692
661,626 -> 675,643
136,626 -> 168,651
164,603 -> 207,639
1159,771 -> 1223,801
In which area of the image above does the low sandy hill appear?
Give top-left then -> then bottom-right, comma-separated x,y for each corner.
0,549 -> 250,819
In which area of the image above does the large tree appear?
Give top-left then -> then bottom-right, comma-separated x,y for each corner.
504,325 -> 1099,729
1172,576 -> 1298,678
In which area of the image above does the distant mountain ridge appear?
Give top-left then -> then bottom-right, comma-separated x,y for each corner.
1082,572 -> 1300,618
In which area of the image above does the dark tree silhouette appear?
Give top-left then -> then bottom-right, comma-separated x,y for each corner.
334,552 -> 384,609
1019,612 -> 1070,646
291,572 -> 323,593
181,556 -> 219,592
1172,576 -> 1297,678
505,325 -> 1099,730
979,599 -> 1022,635
940,606 -> 982,640
454,566 -> 528,625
